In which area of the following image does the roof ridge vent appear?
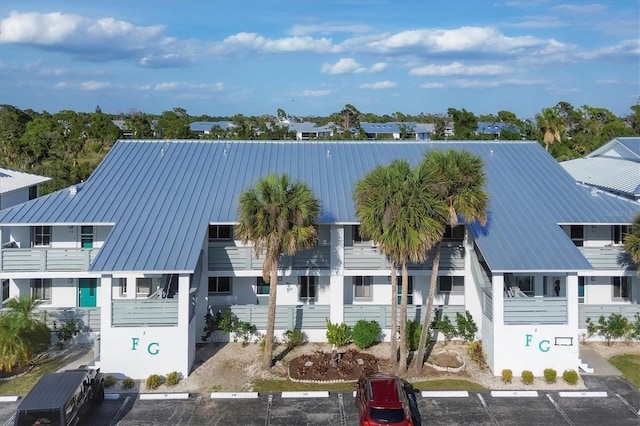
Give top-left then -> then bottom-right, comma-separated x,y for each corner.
69,185 -> 77,196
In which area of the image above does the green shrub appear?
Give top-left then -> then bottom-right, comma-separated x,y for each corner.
122,377 -> 135,389
521,370 -> 534,385
325,319 -> 352,347
258,334 -> 279,352
103,375 -> 117,388
544,368 -> 557,384
563,369 -> 579,385
202,308 -> 258,345
586,314 -> 630,346
282,329 -> 306,349
52,317 -> 82,348
467,341 -> 487,370
455,311 -> 478,342
352,320 -> 381,349
501,369 -> 513,384
146,374 -> 163,390
433,315 -> 456,344
406,320 -> 423,351
165,371 -> 180,386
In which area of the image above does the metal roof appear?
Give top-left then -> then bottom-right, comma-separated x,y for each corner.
0,168 -> 50,194
587,137 -> 640,161
189,121 -> 236,132
0,140 -> 638,273
360,122 -> 434,135
476,122 -> 519,134
561,157 -> 640,199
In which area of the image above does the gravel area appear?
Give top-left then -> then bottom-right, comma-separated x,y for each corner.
103,340 -> 640,395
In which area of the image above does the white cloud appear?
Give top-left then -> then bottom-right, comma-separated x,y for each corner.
360,81 -> 396,89
419,82 -> 445,89
80,81 -> 111,90
321,58 -> 366,74
576,39 -> 640,61
369,62 -> 388,72
217,32 -> 334,55
154,82 -> 224,91
551,3 -> 606,14
300,89 -> 332,97
410,62 -> 510,76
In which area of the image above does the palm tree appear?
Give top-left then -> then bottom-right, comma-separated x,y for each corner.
354,160 -> 447,373
411,149 -> 488,372
624,213 -> 640,276
0,296 -> 50,371
536,107 -> 564,151
237,173 -> 319,369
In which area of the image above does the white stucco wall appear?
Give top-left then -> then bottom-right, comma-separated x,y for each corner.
0,188 -> 28,210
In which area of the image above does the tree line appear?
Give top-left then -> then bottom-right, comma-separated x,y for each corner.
0,101 -> 638,195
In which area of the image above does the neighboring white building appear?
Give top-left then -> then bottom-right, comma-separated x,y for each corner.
0,140 -> 637,379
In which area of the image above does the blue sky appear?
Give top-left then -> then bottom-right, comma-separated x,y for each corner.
1,0 -> 638,119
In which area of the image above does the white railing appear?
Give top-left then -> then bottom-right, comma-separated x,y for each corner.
1,248 -> 98,272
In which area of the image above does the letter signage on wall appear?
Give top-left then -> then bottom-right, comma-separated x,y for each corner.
131,337 -> 160,355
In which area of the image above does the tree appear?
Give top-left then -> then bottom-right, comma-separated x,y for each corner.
624,213 -> 640,276
354,160 -> 447,373
0,296 -> 51,371
536,107 -> 564,151
447,108 -> 478,139
331,104 -> 361,135
411,149 -> 488,372
236,174 -> 319,369
157,107 -> 192,139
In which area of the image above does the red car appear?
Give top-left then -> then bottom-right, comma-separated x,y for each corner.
355,373 -> 415,426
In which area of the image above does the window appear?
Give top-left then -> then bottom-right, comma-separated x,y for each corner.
353,225 -> 369,244
80,226 -> 94,248
397,276 -> 413,304
613,277 -> 630,300
32,226 -> 51,246
28,185 -> 38,200
570,225 -> 583,247
354,276 -> 372,300
612,225 -> 628,245
443,225 -> 465,240
209,225 -> 232,241
438,276 -> 464,294
256,277 -> 269,295
578,277 -> 585,304
208,277 -> 231,294
136,278 -> 152,296
2,279 -> 9,302
300,276 -> 316,301
515,275 -> 534,296
31,279 -> 51,303
116,278 -> 127,296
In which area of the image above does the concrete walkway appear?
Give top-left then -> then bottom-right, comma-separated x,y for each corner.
579,346 -> 622,376
56,346 -> 97,372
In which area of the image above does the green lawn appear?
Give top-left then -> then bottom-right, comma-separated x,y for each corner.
608,354 -> 640,388
249,378 -> 486,393
0,355 -> 70,396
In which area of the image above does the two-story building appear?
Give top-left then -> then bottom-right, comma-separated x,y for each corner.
0,140 -> 637,379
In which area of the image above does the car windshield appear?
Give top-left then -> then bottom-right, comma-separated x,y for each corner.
16,410 -> 61,426
369,407 -> 405,423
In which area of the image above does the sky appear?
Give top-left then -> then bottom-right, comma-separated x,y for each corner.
0,0 -> 638,119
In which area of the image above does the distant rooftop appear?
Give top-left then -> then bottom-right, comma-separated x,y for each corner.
0,168 -> 50,194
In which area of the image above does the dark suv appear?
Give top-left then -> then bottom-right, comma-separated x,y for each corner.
355,373 -> 415,426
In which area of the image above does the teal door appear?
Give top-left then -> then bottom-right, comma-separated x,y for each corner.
79,278 -> 97,307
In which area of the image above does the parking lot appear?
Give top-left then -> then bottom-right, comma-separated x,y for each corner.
3,392 -> 640,426
1,376 -> 639,425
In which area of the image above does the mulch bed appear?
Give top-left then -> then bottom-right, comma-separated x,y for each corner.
288,348 -> 379,382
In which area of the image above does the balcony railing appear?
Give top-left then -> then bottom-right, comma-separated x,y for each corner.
208,246 -> 330,271
343,245 -> 465,270
578,246 -> 635,270
112,299 -> 179,327
579,304 -> 640,329
343,304 -> 465,328
504,297 -> 567,325
209,304 -> 330,329
0,248 -> 98,272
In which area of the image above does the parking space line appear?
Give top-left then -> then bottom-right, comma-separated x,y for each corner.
558,391 -> 607,398
210,391 -> 259,399
338,393 -> 347,426
110,395 -> 131,426
281,391 -> 329,398
264,394 -> 272,426
2,414 -> 15,426
491,390 -> 538,397
0,396 -> 18,402
476,393 -> 498,425
422,391 -> 469,398
546,393 -> 574,426
615,393 -> 640,419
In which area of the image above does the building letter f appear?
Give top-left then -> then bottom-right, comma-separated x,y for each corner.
131,337 -> 140,351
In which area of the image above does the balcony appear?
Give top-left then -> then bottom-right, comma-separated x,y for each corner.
578,246 -> 635,270
208,246 -> 330,271
0,248 -> 98,272
343,245 -> 465,270
504,297 -> 568,325
112,299 -> 179,327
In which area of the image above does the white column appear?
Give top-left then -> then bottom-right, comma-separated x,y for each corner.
126,276 -> 136,299
177,274 -> 191,375
566,274 -> 579,329
329,225 -> 344,324
99,275 -> 112,337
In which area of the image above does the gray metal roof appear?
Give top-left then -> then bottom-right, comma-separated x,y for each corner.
561,157 -> 640,199
190,121 -> 236,132
587,137 -> 640,161
0,168 -> 50,194
0,140 -> 638,273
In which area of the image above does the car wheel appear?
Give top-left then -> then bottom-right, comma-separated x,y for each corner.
96,383 -> 105,403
